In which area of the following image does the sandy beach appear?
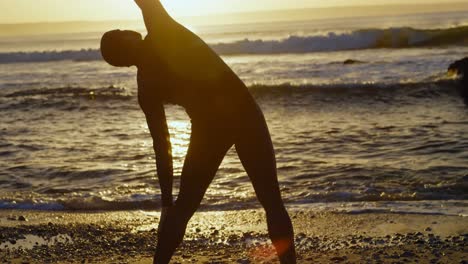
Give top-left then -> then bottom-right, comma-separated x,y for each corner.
1,2 -> 468,264
1,209 -> 466,263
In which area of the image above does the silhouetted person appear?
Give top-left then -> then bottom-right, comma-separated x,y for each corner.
100,1 -> 297,263
448,57 -> 468,105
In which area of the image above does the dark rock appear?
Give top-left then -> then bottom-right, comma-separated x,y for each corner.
448,57 -> 468,104
449,57 -> 468,76
400,251 -> 415,258
415,239 -> 425,245
343,59 -> 365,65
330,256 -> 347,262
18,216 -> 27,222
297,232 -> 306,239
236,258 -> 250,264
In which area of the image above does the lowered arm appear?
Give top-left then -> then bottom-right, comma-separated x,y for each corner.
138,91 -> 173,207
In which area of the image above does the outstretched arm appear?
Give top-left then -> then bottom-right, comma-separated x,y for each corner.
134,0 -> 172,36
134,0 -> 231,82
138,92 -> 173,207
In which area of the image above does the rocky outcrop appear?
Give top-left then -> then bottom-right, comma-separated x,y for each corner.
449,57 -> 468,76
448,57 -> 468,105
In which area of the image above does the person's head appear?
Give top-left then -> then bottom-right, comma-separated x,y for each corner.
101,30 -> 143,67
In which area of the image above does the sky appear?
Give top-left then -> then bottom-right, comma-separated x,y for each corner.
0,0 -> 465,24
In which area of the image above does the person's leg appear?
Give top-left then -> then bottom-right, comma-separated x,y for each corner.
235,109 -> 297,264
153,122 -> 233,264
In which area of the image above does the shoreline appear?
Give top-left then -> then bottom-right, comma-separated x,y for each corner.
1,209 -> 467,263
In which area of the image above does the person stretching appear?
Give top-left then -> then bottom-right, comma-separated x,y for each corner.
100,1 -> 297,263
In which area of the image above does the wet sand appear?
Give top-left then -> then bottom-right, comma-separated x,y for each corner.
0,209 -> 467,263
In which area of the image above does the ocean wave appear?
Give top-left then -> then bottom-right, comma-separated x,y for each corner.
0,26 -> 467,63
211,26 -> 468,54
4,85 -> 132,100
290,200 -> 468,217
1,195 -> 467,215
0,198 -> 156,211
248,80 -> 460,98
0,49 -> 101,64
0,85 -> 135,111
0,80 -> 461,112
2,80 -> 459,103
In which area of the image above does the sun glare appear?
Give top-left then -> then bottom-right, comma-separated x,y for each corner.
158,0 -> 261,18
168,120 -> 191,159
161,1 -> 212,17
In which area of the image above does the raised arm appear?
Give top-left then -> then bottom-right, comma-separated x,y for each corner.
134,0 -> 231,82
138,89 -> 173,207
134,0 -> 172,36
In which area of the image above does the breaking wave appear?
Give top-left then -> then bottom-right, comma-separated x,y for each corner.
0,80 -> 460,112
0,49 -> 101,64
211,26 -> 468,54
2,80 -> 459,101
0,195 -> 467,214
0,26 -> 467,63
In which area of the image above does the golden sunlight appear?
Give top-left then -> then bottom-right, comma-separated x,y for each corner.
0,0 -> 463,24
168,120 -> 191,159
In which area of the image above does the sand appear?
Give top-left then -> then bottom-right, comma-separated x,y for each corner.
0,209 -> 467,263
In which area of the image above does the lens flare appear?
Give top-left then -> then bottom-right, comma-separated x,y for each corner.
248,239 -> 291,262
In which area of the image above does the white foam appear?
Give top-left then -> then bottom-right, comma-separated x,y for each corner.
211,27 -> 439,54
290,200 -> 468,217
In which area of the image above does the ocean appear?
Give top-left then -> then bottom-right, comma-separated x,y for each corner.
0,10 -> 467,216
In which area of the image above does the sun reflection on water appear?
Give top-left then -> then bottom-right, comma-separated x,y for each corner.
168,120 -> 191,160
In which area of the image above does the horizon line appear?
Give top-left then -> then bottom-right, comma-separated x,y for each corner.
1,1 -> 467,25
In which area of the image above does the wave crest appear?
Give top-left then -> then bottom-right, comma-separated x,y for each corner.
3,80 -> 459,100
0,49 -> 101,64
0,26 -> 467,64
211,26 -> 468,54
